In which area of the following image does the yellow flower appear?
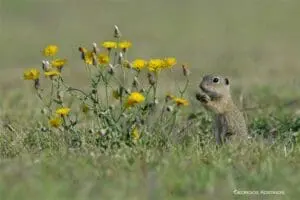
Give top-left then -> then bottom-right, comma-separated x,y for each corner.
132,59 -> 147,70
102,41 -> 117,49
98,53 -> 110,64
51,59 -> 67,69
112,89 -> 120,100
148,59 -> 164,72
131,126 -> 140,142
119,40 -> 132,50
56,107 -> 71,116
49,117 -> 62,128
23,68 -> 40,80
84,51 -> 93,65
174,97 -> 189,106
163,57 -> 177,68
43,45 -> 58,57
44,70 -> 60,78
125,92 -> 145,108
81,104 -> 89,114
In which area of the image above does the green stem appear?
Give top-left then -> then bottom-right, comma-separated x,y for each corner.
167,110 -> 178,135
36,90 -> 52,116
179,78 -> 189,97
47,81 -> 55,108
153,73 -> 159,101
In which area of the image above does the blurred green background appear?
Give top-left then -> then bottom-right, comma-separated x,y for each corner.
1,1 -> 300,199
1,0 -> 300,93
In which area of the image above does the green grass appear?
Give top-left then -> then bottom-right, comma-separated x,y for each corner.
0,133 -> 299,200
1,0 -> 300,199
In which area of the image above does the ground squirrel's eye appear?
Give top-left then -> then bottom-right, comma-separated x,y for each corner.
212,77 -> 220,83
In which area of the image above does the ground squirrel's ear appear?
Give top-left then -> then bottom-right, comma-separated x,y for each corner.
224,78 -> 229,85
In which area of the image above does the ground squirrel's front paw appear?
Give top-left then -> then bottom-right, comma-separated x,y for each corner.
196,92 -> 211,103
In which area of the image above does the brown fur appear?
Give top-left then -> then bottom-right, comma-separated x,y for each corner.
197,74 -> 248,145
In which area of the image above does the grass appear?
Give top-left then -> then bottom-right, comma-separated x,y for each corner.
0,133 -> 299,200
1,0 -> 300,199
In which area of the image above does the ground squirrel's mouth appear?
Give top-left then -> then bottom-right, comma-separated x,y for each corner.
199,84 -> 221,100
200,84 -> 210,95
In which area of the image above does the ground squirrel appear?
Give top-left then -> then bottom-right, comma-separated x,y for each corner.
196,74 -> 248,145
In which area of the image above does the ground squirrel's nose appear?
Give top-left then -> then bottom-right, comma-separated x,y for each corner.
199,82 -> 206,92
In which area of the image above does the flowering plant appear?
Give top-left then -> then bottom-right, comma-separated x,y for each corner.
23,26 -> 192,147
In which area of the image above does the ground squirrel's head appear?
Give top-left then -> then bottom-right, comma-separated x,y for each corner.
199,74 -> 231,100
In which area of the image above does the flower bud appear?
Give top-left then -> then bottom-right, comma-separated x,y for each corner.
109,105 -> 115,110
166,105 -> 174,112
88,129 -> 94,134
81,104 -> 89,114
132,76 -> 139,88
41,127 -> 48,132
182,64 -> 190,76
108,64 -> 114,75
92,42 -> 99,54
165,94 -> 174,102
118,52 -> 124,65
34,79 -> 40,90
125,88 -> 131,94
147,73 -> 156,86
70,118 -> 77,126
119,86 -> 124,97
100,129 -> 107,136
114,25 -> 121,38
78,47 -> 86,60
41,108 -> 48,114
92,52 -> 98,66
57,91 -> 64,101
42,60 -> 51,72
